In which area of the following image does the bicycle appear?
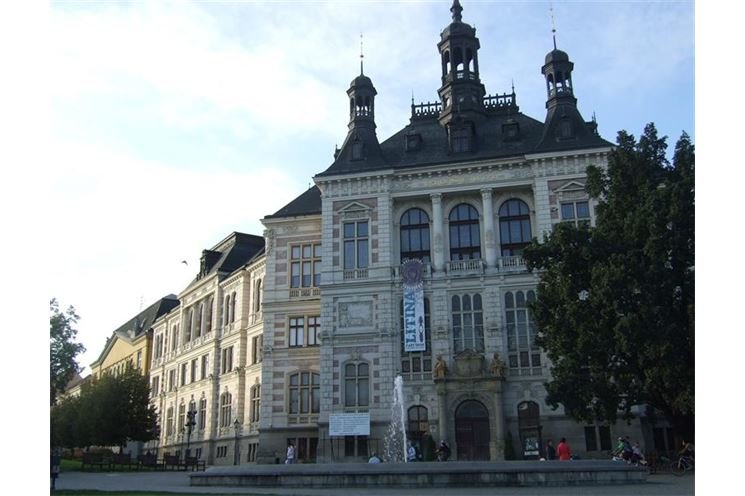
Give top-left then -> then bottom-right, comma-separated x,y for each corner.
670,454 -> 694,476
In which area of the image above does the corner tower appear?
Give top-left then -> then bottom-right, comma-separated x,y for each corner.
436,0 -> 486,146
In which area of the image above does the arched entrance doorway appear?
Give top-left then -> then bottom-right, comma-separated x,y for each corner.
455,400 -> 490,460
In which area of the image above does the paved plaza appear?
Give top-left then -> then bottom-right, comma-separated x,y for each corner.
54,470 -> 694,495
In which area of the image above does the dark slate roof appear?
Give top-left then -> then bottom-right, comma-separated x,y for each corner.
265,185 -> 322,219
185,232 -> 265,289
534,102 -> 611,154
93,295 -> 180,364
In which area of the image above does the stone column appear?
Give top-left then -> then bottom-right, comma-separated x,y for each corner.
431,193 -> 444,272
493,380 -> 505,460
436,382 -> 448,444
481,188 -> 497,268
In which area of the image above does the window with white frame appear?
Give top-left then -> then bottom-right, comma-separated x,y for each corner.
498,199 -> 532,256
200,353 -> 209,380
171,324 -> 179,351
343,221 -> 369,269
205,296 -> 213,333
180,363 -> 187,386
400,208 -> 431,263
168,369 -> 176,392
252,335 -> 263,364
289,316 -> 320,348
288,372 -> 320,415
291,244 -> 321,288
505,289 -> 541,371
198,397 -> 207,430
560,200 -> 591,226
221,346 -> 233,374
230,291 -> 237,323
151,376 -> 160,398
250,384 -> 261,423
190,358 -> 198,383
219,392 -> 232,427
452,293 -> 485,353
166,406 -> 174,436
449,204 -> 481,260
178,403 -> 185,431
254,279 -> 262,313
344,362 -> 369,409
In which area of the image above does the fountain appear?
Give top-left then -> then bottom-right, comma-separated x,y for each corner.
383,375 -> 408,462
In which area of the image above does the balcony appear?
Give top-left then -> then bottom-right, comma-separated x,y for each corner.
343,268 -> 368,281
496,256 -> 527,273
289,287 -> 321,299
446,259 -> 485,275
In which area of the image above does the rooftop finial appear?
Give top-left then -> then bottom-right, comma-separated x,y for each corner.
550,3 -> 557,50
360,33 -> 364,75
451,0 -> 463,23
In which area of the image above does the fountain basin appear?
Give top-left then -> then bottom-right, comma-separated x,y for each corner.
190,460 -> 647,488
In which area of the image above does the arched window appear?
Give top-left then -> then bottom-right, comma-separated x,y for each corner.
205,296 -> 213,334
219,392 -> 232,427
288,372 -> 320,415
344,362 -> 369,408
250,384 -> 261,423
407,405 -> 428,447
195,303 -> 203,338
230,291 -> 237,323
452,293 -> 484,353
499,199 -> 532,256
400,208 -> 431,263
449,204 -> 480,260
505,289 -> 540,371
223,295 -> 230,326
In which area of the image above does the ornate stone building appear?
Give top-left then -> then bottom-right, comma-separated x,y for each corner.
144,1 -> 661,465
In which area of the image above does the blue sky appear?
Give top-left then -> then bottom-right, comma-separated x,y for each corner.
42,0 -> 694,373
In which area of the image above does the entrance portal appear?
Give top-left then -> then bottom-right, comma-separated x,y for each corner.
454,400 -> 490,460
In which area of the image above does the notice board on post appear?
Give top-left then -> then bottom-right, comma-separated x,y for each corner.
329,413 -> 371,437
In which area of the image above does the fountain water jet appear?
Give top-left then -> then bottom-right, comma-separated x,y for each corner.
383,375 -> 408,462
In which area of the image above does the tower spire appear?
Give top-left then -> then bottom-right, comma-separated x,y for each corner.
550,3 -> 557,50
359,33 -> 364,75
451,0 -> 463,23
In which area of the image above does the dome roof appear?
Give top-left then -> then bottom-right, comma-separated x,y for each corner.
350,74 -> 374,88
545,48 -> 569,64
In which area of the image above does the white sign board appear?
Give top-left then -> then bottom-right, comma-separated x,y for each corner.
329,413 -> 370,437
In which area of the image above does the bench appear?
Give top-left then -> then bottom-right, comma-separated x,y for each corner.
185,456 -> 206,471
137,453 -> 162,470
81,452 -> 111,471
112,453 -> 137,470
163,454 -> 184,471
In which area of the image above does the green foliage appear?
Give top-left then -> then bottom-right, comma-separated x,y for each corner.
51,365 -> 158,449
523,124 -> 694,437
50,299 -> 86,405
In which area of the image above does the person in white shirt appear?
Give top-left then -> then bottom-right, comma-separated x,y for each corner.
285,442 -> 295,464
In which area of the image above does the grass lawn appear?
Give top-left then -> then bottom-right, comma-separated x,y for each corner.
61,458 -> 84,471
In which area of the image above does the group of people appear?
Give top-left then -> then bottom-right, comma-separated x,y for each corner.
611,436 -> 646,465
543,438 -> 572,460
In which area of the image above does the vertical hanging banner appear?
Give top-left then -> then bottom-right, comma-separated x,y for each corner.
402,259 -> 426,352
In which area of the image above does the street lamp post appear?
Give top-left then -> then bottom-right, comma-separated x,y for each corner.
233,419 -> 241,466
185,409 -> 197,460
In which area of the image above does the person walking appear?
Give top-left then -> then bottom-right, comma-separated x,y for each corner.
556,437 -> 572,461
545,439 -> 556,460
285,442 -> 295,464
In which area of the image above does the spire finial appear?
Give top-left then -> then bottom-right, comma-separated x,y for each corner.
550,3 -> 557,50
451,0 -> 463,23
359,33 -> 364,75
411,89 -> 415,105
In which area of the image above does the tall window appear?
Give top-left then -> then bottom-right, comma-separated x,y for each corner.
200,353 -> 209,380
400,298 -> 432,379
289,316 -> 320,348
407,406 -> 428,447
344,362 -> 369,409
195,303 -> 203,338
166,406 -> 174,436
151,376 -> 160,398
291,244 -> 321,288
452,293 -> 484,353
168,369 -> 175,392
205,296 -> 213,333
198,397 -> 207,430
449,204 -> 481,260
288,372 -> 320,415
221,346 -> 233,374
505,290 -> 541,371
230,291 -> 237,323
451,127 -> 471,153
178,403 -> 185,432
499,199 -> 532,256
252,335 -> 264,364
343,221 -> 369,269
250,384 -> 261,423
180,363 -> 187,386
224,294 -> 231,326
190,358 -> 198,383
254,279 -> 262,313
171,324 -> 179,351
584,425 -> 612,452
183,308 -> 193,344
400,208 -> 431,263
219,392 -> 232,427
561,200 -> 590,226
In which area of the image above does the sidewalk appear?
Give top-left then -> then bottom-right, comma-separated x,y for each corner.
54,470 -> 694,495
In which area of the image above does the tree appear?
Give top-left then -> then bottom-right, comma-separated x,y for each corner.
50,365 -> 159,449
50,299 -> 86,405
523,123 -> 694,439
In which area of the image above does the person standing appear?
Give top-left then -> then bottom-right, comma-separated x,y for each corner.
545,439 -> 556,460
407,441 -> 417,462
285,442 -> 295,464
437,440 -> 451,461
556,437 -> 572,461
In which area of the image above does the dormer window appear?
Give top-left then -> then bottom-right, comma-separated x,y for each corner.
405,133 -> 422,152
502,121 -> 520,141
450,126 -> 472,153
351,141 -> 364,160
557,117 -> 574,140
